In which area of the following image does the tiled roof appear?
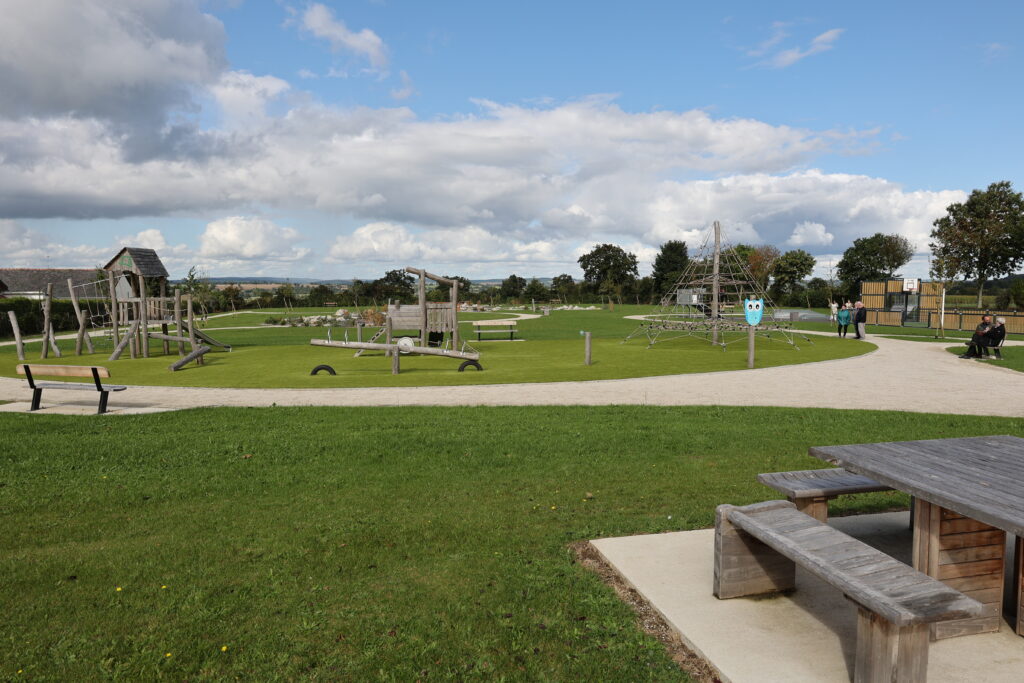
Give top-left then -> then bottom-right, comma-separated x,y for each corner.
104,247 -> 169,278
0,269 -> 100,298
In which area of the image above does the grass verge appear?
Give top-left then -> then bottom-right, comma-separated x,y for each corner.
3,405 -> 1023,680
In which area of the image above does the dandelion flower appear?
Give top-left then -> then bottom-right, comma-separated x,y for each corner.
550,505 -> 557,510
115,586 -> 122,592
165,652 -> 172,658
221,645 -> 228,652
161,585 -> 167,590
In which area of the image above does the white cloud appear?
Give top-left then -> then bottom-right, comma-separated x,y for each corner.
390,70 -> 415,100
785,221 -> 834,247
301,3 -> 389,69
0,219 -> 108,267
0,0 -> 225,128
209,71 -> 290,129
199,217 -> 310,261
762,28 -> 844,68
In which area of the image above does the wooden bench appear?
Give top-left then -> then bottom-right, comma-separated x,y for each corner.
757,468 -> 891,522
715,500 -> 983,683
471,320 -> 517,341
16,364 -> 127,414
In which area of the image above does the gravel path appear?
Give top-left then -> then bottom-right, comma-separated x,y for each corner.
2,331 -> 1021,417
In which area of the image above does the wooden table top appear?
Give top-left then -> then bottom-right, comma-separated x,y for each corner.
808,435 -> 1024,537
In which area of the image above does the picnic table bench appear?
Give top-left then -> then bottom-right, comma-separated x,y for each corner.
471,319 -> 517,341
757,468 -> 892,522
16,364 -> 126,414
715,500 -> 983,683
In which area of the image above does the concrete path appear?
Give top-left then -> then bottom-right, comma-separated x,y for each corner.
591,512 -> 1024,682
1,333 -> 1021,416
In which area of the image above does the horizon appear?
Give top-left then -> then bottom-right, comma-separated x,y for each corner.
2,1 -> 1022,282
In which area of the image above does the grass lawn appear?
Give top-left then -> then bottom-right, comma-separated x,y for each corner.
3,405 -> 1024,681
0,308 -> 873,389
943,344 -> 1022,371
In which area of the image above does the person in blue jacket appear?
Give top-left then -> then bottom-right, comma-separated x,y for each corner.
836,305 -> 851,337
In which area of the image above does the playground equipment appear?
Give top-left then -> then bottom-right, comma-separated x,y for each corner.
310,266 -> 481,374
624,221 -> 813,350
29,247 -> 228,370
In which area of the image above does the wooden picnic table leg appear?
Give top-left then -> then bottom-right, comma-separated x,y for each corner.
912,498 -> 1005,640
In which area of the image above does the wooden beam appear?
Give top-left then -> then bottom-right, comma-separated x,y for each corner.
7,310 -> 25,361
186,295 -> 202,365
174,289 -> 184,357
40,283 -> 53,359
169,345 -> 210,371
109,321 -> 140,361
310,338 -> 480,361
404,267 -> 456,286
139,275 -> 149,358
68,277 -> 93,355
108,271 -> 120,347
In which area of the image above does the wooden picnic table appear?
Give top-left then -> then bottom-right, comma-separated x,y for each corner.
809,435 -> 1024,640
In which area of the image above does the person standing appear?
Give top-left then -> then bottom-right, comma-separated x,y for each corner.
836,305 -> 851,337
828,300 -> 839,322
853,301 -> 867,340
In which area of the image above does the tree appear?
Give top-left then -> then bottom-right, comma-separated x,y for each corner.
219,284 -> 244,310
372,269 -> 416,303
499,274 -> 526,300
273,283 -> 296,306
651,240 -> 689,295
747,245 -> 780,291
836,233 -> 914,299
523,278 -> 549,301
770,250 -> 816,301
577,243 -> 638,302
307,284 -> 336,306
551,273 -> 576,302
930,181 -> 1024,308
182,266 -> 215,313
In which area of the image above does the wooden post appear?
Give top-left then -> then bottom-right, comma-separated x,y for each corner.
854,609 -> 929,683
584,331 -> 592,366
356,322 -> 363,343
68,278 -> 93,355
170,345 -> 210,371
174,289 -> 184,357
139,275 -> 149,358
159,281 -> 170,355
713,503 -> 795,599
451,280 -> 460,350
40,283 -> 52,359
418,272 -> 427,345
391,347 -> 400,375
108,271 -> 120,347
8,310 -> 25,361
385,311 -> 393,357
747,324 -> 755,369
711,220 -> 721,345
48,323 -> 61,357
186,295 -> 202,365
109,321 -> 140,361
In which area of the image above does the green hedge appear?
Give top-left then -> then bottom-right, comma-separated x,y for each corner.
0,298 -> 81,337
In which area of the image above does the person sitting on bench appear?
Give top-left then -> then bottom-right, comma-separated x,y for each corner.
959,315 -> 992,358
982,316 -> 1006,359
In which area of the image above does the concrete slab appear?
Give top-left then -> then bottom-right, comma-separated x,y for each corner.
591,512 -> 1024,683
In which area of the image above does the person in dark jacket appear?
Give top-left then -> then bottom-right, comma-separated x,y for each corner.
960,316 -> 992,358
982,317 -> 1006,359
852,301 -> 867,339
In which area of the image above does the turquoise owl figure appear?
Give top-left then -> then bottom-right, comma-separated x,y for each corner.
744,298 -> 764,325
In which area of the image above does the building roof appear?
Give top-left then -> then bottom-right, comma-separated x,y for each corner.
0,278 -> 7,295
0,269 -> 100,298
103,247 -> 169,278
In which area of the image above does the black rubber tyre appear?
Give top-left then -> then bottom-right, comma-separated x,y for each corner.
458,360 -> 483,372
310,364 -> 337,376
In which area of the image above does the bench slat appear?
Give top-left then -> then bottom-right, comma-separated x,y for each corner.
727,503 -> 983,626
33,382 -> 127,392
758,468 -> 891,498
17,364 -> 111,379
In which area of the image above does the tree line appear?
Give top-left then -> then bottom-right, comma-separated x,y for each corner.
171,180 -> 1023,312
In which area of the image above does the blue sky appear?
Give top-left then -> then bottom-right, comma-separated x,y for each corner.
2,1 -> 1021,282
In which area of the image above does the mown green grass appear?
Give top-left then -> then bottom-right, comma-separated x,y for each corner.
943,344 -> 1021,371
3,405 -> 1023,681
0,308 -> 872,388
